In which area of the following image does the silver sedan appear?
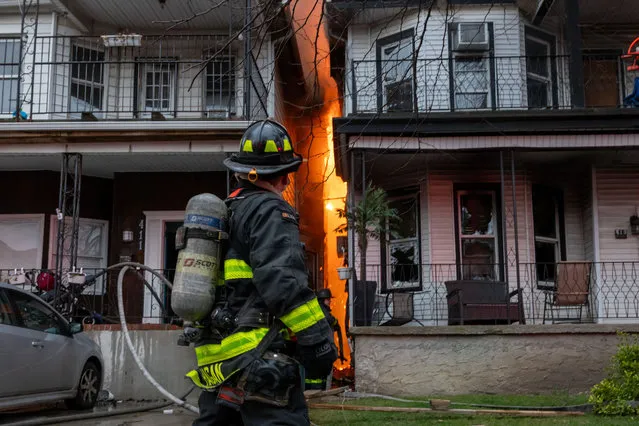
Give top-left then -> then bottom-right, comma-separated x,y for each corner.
0,282 -> 104,411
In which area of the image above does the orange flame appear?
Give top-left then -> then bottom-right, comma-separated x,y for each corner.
289,0 -> 350,369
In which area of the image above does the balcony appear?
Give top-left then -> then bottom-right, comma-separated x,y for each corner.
350,55 -> 632,115
2,35 -> 269,121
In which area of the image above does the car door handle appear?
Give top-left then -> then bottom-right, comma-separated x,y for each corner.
31,341 -> 44,348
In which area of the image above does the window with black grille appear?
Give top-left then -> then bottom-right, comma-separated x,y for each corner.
204,56 -> 235,118
70,44 -> 104,111
0,38 -> 20,114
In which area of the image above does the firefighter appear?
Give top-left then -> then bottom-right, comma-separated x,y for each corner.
304,288 -> 346,390
190,119 -> 337,426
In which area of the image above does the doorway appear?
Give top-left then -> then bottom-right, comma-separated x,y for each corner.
583,51 -> 623,107
163,221 -> 182,319
143,211 -> 184,323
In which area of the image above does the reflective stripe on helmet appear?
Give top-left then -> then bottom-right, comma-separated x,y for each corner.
194,327 -> 270,367
264,139 -> 278,153
224,259 -> 253,280
242,139 -> 253,152
280,298 -> 325,334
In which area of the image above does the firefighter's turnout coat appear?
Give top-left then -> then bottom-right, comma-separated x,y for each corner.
187,184 -> 331,389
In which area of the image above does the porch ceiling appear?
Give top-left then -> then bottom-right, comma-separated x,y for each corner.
58,0 -> 244,32
0,152 -> 229,178
362,150 -> 639,177
538,0 -> 639,25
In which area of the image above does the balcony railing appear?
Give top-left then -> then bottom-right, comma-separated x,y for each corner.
350,55 -> 625,114
355,262 -> 639,326
2,35 -> 269,120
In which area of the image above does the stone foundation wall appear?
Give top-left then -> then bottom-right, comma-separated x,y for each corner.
351,324 -> 639,396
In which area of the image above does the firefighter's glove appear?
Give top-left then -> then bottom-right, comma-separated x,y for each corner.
298,339 -> 338,378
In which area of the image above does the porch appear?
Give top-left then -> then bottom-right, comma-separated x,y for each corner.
341,147 -> 639,327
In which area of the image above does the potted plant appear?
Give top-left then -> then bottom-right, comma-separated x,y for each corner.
335,185 -> 400,282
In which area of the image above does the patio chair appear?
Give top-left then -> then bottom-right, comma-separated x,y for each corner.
379,292 -> 414,326
542,261 -> 592,324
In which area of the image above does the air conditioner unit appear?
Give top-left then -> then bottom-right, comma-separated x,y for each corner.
455,23 -> 489,51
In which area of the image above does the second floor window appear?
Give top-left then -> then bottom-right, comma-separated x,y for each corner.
454,57 -> 490,109
526,37 -> 552,108
205,56 -> 235,118
449,22 -> 493,111
376,29 -> 415,113
138,60 -> 176,115
70,45 -> 104,112
0,38 -> 20,114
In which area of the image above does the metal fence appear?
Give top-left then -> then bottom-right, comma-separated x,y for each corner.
356,262 -> 639,326
3,34 -> 270,120
350,55 -> 610,114
1,267 -> 177,324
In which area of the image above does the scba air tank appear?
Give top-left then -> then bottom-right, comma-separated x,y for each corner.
171,193 -> 228,322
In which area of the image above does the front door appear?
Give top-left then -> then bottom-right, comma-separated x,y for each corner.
456,189 -> 500,280
584,54 -> 621,107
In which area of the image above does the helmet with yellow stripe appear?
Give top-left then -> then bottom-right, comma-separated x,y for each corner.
223,119 -> 303,178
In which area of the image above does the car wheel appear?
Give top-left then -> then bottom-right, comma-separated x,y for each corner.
66,361 -> 101,410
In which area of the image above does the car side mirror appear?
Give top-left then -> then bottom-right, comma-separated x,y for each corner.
69,322 -> 83,335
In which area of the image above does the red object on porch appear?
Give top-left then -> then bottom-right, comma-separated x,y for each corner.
36,271 -> 55,292
621,37 -> 639,71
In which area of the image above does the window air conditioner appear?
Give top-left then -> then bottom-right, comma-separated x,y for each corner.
455,23 -> 489,51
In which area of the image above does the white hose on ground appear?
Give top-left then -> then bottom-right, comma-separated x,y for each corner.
116,264 -> 200,414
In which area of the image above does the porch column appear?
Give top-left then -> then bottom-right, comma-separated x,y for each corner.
564,0 -> 585,108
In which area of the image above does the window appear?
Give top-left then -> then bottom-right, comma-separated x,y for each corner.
11,290 -> 66,334
138,60 -> 176,115
456,190 -> 499,280
204,55 -> 235,118
384,193 -> 420,291
48,216 -> 109,295
377,30 -> 414,112
526,37 -> 552,108
0,38 -> 20,114
0,214 -> 45,279
454,57 -> 490,109
0,290 -> 17,325
532,185 -> 564,287
70,45 -> 104,112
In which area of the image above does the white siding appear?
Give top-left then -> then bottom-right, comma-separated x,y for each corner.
347,4 -> 523,113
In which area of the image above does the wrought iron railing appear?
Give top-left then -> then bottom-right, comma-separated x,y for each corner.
355,262 -> 639,326
349,55 -> 628,114
0,34 -> 270,120
1,267 -> 177,324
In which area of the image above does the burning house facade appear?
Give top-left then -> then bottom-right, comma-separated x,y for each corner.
330,0 -> 639,326
0,0 -> 335,323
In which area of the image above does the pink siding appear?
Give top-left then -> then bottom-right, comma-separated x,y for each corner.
596,168 -> 639,262
427,167 -> 532,286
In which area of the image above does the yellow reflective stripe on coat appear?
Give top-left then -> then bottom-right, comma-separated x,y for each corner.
280,298 -> 325,334
186,364 -> 239,390
194,328 -> 269,367
224,259 -> 253,280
